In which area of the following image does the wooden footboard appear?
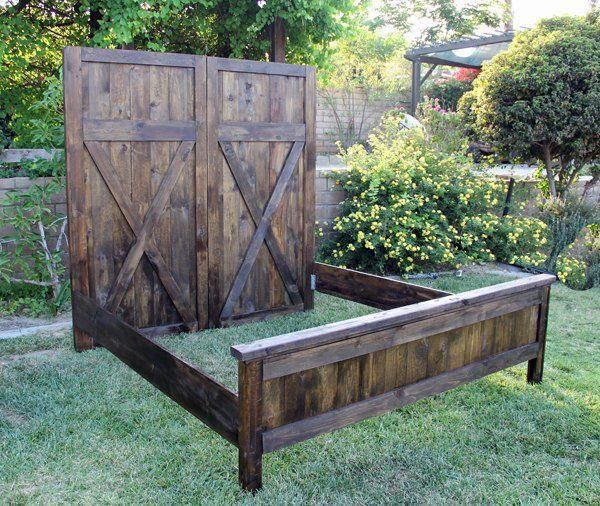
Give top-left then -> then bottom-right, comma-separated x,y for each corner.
232,272 -> 554,488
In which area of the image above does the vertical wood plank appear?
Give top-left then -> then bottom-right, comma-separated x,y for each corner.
405,338 -> 429,384
130,64 -> 155,329
528,286 -> 550,383
207,58 -> 223,327
303,66 -> 316,310
195,56 -> 209,329
238,360 -> 263,492
64,47 -> 93,351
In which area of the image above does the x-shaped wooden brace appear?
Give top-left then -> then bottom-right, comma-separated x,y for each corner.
219,140 -> 305,320
85,141 -> 196,326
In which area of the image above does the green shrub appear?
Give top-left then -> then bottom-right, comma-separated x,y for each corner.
556,225 -> 600,290
460,14 -> 600,200
0,178 -> 69,314
417,99 -> 468,155
537,195 -> 599,271
321,116 -> 549,274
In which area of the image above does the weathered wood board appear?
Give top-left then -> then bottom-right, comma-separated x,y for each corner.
64,47 -> 315,345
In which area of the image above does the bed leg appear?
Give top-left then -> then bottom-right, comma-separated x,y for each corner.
238,360 -> 263,492
527,286 -> 550,384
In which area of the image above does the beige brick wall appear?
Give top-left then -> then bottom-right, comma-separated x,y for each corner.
317,88 -> 407,154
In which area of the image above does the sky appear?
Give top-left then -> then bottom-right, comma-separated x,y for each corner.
513,0 -> 590,28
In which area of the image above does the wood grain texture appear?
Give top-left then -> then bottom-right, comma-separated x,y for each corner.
81,47 -> 196,67
72,291 -> 239,444
244,288 -> 545,377
528,286 -> 551,383
260,305 -> 541,429
238,360 -> 264,491
232,274 -> 556,361
262,342 -> 540,453
314,262 -> 450,309
217,122 -> 305,141
63,47 -> 93,351
83,119 -> 196,141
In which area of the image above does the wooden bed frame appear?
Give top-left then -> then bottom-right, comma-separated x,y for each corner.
71,263 -> 554,491
63,47 -> 555,492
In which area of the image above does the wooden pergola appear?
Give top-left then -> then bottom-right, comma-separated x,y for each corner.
405,32 -> 514,115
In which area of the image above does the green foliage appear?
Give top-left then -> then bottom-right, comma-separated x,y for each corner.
0,178 -> 69,314
460,14 -> 600,199
423,69 -> 480,112
537,194 -> 599,272
556,224 -> 600,290
318,26 -> 408,150
382,0 -> 506,44
0,0 -> 358,143
320,116 -> 548,274
10,74 -> 64,149
416,99 -> 468,155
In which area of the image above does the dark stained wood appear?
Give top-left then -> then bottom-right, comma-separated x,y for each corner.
303,66 -> 316,311
72,291 -> 239,444
261,342 -> 540,453
211,56 -> 306,77
314,262 -> 450,309
232,274 -> 556,361
528,286 -> 551,383
269,16 -> 286,63
256,287 -> 544,379
219,140 -> 302,306
238,360 -> 264,491
83,119 -> 196,141
195,56 -> 209,330
220,141 -> 304,320
84,139 -> 196,326
63,46 -> 94,351
217,122 -> 305,141
82,47 -> 196,67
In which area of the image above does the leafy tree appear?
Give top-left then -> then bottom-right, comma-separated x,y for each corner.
318,26 -> 408,149
382,0 -> 506,44
1,0 -> 358,142
460,15 -> 600,200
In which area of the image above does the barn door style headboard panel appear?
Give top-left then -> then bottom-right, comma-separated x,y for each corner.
63,47 -> 315,349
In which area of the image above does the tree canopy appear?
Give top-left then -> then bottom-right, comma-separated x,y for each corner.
460,14 -> 600,199
382,0 -> 506,45
0,0 -> 359,141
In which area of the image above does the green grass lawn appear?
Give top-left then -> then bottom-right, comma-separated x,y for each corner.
1,275 -> 598,504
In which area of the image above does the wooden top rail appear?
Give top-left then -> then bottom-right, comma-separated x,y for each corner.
231,274 -> 556,361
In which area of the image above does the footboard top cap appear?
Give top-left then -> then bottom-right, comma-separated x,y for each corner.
231,273 -> 556,362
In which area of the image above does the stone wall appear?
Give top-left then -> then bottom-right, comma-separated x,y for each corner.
316,88 -> 406,154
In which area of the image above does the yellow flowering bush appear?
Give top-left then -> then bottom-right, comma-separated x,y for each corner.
556,225 -> 600,290
321,115 -> 549,274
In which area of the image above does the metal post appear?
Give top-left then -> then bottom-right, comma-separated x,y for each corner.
411,60 -> 421,116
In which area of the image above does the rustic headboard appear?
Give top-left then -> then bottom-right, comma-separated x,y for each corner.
63,47 -> 315,348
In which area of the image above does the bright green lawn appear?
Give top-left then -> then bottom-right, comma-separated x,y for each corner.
1,275 -> 598,504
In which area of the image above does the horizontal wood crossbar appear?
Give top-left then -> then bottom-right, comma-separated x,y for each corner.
81,47 -> 198,67
217,122 -> 305,142
72,291 -> 240,445
212,57 -> 306,77
231,274 -> 556,361
262,342 -> 540,453
83,120 -> 196,141
314,262 -> 450,309
262,287 -> 542,380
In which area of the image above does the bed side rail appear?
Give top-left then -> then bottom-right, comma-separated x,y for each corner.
231,274 -> 555,456
313,262 -> 451,309
73,291 -> 239,445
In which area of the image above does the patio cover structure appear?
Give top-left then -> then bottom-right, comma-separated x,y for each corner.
405,32 -> 514,114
